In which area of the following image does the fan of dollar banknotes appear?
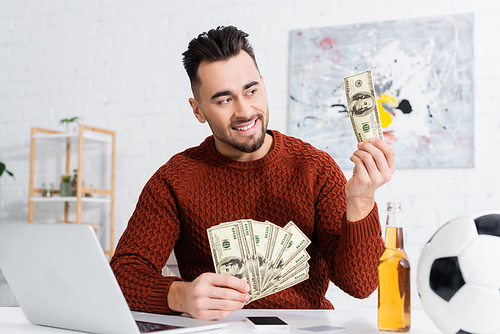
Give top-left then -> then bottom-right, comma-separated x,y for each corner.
207,219 -> 311,303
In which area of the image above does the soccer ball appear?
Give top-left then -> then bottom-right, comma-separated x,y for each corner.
417,213 -> 500,334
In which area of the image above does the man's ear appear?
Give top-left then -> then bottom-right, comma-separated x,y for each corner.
189,97 -> 206,123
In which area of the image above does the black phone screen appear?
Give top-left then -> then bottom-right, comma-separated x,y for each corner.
247,316 -> 288,326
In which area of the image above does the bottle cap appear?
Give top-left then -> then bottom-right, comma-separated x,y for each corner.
387,202 -> 402,212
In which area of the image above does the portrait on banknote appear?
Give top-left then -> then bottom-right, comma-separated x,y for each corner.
351,92 -> 374,116
218,256 -> 246,278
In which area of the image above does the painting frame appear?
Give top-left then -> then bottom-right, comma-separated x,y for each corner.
288,13 -> 475,169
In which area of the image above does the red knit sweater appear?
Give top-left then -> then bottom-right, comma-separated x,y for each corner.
110,130 -> 384,314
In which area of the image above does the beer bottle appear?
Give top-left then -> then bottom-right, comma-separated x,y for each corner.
378,202 -> 411,332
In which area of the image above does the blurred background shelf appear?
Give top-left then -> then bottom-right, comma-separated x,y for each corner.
30,196 -> 111,204
32,131 -> 112,143
28,125 -> 116,258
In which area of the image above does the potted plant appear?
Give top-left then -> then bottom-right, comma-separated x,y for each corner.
60,174 -> 71,197
0,162 -> 14,193
0,163 -> 14,179
59,117 -> 81,133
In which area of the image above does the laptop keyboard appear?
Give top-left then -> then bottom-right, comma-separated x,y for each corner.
136,320 -> 184,333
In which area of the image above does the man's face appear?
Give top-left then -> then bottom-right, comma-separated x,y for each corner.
189,51 -> 269,159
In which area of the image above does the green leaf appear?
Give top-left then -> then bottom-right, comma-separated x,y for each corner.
59,116 -> 81,124
0,162 -> 15,179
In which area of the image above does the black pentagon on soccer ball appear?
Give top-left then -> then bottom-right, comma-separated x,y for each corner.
429,257 -> 465,302
474,214 -> 500,237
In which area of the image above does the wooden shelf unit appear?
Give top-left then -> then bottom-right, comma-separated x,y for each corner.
28,125 -> 116,258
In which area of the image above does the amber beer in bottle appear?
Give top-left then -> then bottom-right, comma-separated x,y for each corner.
378,202 -> 411,332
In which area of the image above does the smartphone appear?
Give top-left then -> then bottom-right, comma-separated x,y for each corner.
246,316 -> 290,331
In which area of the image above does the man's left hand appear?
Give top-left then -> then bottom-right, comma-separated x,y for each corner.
345,137 -> 395,222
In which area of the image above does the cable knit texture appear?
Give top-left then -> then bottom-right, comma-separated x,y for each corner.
110,130 -> 385,314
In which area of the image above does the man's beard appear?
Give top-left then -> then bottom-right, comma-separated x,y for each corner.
207,113 -> 269,154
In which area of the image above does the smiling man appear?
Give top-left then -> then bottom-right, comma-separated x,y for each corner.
111,26 -> 395,321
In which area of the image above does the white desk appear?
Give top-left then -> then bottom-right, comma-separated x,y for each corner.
0,307 -> 441,334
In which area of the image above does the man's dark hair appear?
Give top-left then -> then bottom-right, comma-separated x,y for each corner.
182,26 -> 258,98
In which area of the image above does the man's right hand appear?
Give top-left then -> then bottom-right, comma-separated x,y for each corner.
167,273 -> 250,320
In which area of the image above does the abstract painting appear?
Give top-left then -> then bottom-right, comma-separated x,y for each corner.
288,13 -> 474,168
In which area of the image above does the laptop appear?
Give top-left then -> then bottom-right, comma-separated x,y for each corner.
0,223 -> 227,334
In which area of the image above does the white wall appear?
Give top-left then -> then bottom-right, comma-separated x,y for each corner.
0,0 -> 499,309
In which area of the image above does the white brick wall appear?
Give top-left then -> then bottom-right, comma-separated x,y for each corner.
1,0 -> 499,310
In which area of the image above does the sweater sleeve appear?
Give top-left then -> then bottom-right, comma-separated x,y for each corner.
335,205 -> 385,298
315,161 -> 385,299
110,167 -> 183,314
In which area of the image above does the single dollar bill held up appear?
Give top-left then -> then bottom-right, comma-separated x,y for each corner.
343,70 -> 384,143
